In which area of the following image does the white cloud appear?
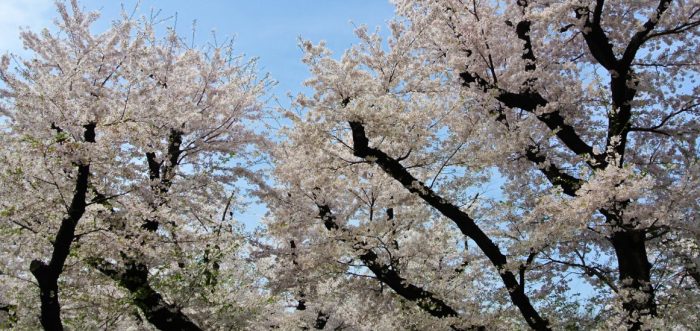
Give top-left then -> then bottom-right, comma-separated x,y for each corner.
0,0 -> 54,55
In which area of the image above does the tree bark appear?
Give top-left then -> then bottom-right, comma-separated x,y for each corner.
90,258 -> 202,331
87,127 -> 199,330
609,228 -> 656,329
347,121 -> 550,330
30,123 -> 95,331
315,204 -> 483,331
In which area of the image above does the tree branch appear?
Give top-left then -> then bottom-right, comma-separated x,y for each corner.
459,73 -> 603,168
315,204 -> 480,330
30,123 -> 95,331
576,2 -> 618,70
621,0 -> 673,68
88,257 -> 202,331
524,146 -> 583,196
348,121 -> 550,330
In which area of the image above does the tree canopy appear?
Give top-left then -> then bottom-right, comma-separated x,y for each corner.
1,0 -> 699,330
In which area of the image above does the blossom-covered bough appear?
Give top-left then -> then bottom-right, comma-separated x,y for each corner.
0,1 -> 270,329
268,0 -> 699,329
0,0 -> 698,330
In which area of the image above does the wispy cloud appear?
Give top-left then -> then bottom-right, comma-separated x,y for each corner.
0,0 -> 54,55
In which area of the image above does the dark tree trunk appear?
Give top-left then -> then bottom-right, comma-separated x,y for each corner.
91,258 -> 202,331
30,123 -> 95,331
610,230 -> 656,329
29,264 -> 62,331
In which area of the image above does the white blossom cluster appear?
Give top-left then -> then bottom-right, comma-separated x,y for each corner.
1,0 -> 699,330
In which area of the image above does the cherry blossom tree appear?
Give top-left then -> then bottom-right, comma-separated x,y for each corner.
0,1 -> 271,329
1,0 -> 699,330
266,0 -> 700,329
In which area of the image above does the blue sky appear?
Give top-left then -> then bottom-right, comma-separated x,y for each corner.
0,0 -> 395,105
100,1 -> 396,101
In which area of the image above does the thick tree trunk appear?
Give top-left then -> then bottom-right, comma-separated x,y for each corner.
91,258 -> 202,331
30,123 -> 95,331
29,264 -> 62,331
116,262 -> 201,331
610,229 -> 656,330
